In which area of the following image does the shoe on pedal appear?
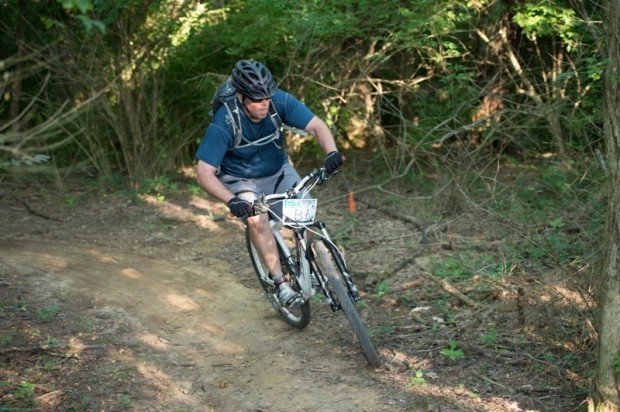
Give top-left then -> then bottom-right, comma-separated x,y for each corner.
278,282 -> 303,307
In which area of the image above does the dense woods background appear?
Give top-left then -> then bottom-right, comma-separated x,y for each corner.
1,0 -> 604,177
1,0 -> 618,410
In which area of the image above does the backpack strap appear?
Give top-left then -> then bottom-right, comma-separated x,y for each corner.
268,102 -> 282,132
222,99 -> 244,148
225,100 -> 308,151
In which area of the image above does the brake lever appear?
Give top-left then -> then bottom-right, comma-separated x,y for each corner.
317,169 -> 341,185
250,197 -> 269,216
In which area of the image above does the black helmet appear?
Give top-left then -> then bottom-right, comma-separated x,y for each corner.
231,60 -> 277,100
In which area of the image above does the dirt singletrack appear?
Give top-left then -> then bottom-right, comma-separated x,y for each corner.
2,171 -> 587,411
0,177 -> 408,411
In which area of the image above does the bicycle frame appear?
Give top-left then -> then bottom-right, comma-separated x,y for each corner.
256,167 -> 361,309
266,219 -> 313,299
246,166 -> 381,366
267,219 -> 341,309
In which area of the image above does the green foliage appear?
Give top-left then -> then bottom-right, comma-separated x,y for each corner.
46,336 -> 60,346
408,370 -> 428,386
374,281 -> 390,298
1,335 -> 13,346
513,3 -> 578,48
440,341 -> 465,362
15,297 -> 28,312
119,392 -> 132,408
54,0 -> 106,33
37,304 -> 59,323
493,160 -> 602,269
15,382 -> 36,400
479,329 -> 498,346
140,175 -> 177,196
432,255 -> 474,279
58,0 -> 93,13
1,0 -> 604,179
78,316 -> 94,332
188,183 -> 202,195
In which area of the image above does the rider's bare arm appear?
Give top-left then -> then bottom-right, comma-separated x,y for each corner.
304,116 -> 338,154
196,160 -> 235,204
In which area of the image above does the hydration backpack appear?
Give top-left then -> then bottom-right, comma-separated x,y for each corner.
210,78 -> 283,150
210,79 -> 307,150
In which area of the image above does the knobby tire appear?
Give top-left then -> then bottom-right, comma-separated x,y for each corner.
313,241 -> 381,367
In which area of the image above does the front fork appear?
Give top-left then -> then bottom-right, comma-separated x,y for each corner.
308,220 -> 362,311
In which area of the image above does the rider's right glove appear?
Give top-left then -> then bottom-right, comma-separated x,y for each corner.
324,151 -> 344,173
227,196 -> 253,218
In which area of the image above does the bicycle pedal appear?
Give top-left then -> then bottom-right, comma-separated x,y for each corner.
287,295 -> 305,308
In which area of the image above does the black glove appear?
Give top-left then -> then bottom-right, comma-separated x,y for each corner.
227,196 -> 253,218
324,151 -> 344,173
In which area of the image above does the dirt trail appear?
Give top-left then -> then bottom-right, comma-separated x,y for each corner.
5,175 -> 583,412
0,186 -> 403,411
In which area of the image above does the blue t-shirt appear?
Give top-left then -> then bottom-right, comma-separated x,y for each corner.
195,89 -> 314,178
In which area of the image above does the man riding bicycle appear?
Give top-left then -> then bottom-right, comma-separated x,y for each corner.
195,59 -> 344,307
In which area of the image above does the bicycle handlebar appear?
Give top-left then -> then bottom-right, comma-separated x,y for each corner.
248,166 -> 339,217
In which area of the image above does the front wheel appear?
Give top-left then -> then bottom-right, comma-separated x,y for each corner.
245,227 -> 311,329
312,240 -> 381,367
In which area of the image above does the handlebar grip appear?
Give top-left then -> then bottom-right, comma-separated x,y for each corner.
317,168 -> 340,185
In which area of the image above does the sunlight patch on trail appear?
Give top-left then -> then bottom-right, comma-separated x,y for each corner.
121,268 -> 143,279
194,287 -> 216,300
198,322 -> 225,335
166,293 -> 199,311
134,360 -> 194,403
21,251 -> 68,269
205,337 -> 245,355
88,248 -> 119,264
143,195 -> 225,231
136,332 -> 170,350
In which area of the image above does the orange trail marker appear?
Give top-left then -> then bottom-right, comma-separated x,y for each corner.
348,191 -> 356,213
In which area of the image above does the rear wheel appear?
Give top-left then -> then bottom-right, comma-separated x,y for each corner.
245,227 -> 311,329
312,240 -> 381,367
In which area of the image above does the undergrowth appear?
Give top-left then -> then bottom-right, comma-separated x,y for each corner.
329,154 -> 603,410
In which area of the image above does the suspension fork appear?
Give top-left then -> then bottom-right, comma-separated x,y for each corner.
284,226 -> 312,298
303,228 -> 340,311
310,220 -> 361,302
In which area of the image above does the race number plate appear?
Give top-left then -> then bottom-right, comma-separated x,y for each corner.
282,199 -> 318,226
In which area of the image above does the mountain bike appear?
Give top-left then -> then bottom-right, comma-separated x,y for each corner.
244,166 -> 381,367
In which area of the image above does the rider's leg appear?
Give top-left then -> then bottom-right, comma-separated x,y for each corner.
217,165 -> 304,306
246,211 -> 282,277
246,212 -> 300,306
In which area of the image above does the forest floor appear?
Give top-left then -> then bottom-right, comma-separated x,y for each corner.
0,159 -> 594,411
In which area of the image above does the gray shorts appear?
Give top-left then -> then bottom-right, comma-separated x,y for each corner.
218,163 -> 310,218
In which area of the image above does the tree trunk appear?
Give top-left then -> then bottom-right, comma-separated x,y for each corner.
9,0 -> 27,132
589,0 -> 620,410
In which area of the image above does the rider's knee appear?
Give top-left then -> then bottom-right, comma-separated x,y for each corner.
246,213 -> 269,232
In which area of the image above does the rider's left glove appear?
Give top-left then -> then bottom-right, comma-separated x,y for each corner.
227,196 -> 253,218
324,151 -> 345,173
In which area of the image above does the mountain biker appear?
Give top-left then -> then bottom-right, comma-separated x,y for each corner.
195,59 -> 344,307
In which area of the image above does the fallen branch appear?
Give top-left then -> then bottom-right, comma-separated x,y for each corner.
360,199 -> 425,229
393,278 -> 425,292
420,273 -> 479,308
35,390 -> 63,405
0,343 -> 106,355
18,197 -> 63,221
472,372 -> 511,391
434,340 -> 518,361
